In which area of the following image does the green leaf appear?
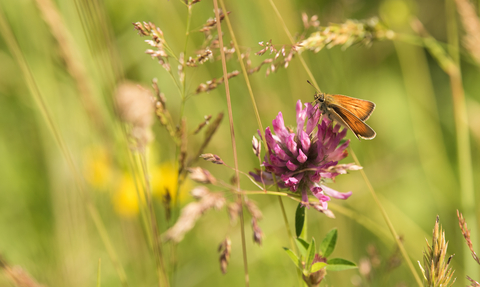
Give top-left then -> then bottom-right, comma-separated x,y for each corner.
283,247 -> 302,271
319,228 -> 337,258
310,262 -> 327,273
295,203 -> 306,238
326,258 -> 357,271
296,238 -> 309,258
306,238 -> 316,269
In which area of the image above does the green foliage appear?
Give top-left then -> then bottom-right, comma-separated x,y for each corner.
295,202 -> 306,238
319,228 -> 337,258
284,230 -> 356,280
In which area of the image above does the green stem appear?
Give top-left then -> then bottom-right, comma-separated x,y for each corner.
139,153 -> 169,287
218,0 -> 297,256
179,4 -> 192,121
267,0 -> 320,92
349,147 -> 423,287
212,1 -> 249,285
445,0 -> 478,278
0,10 -> 129,287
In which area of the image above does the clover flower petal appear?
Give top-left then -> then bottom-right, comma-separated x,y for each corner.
251,100 -> 359,216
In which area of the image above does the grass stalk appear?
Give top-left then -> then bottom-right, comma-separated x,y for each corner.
265,1 -> 422,283
138,153 -> 170,287
170,5 -> 194,285
393,33 -> 457,207
349,147 -> 423,287
267,0 -> 320,91
0,9 -> 129,287
445,0 -> 478,278
212,0 -> 249,285
218,0 -> 297,255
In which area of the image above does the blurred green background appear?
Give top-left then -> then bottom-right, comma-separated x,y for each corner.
1,0 -> 479,286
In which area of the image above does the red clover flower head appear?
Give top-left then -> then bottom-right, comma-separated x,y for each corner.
251,100 -> 360,216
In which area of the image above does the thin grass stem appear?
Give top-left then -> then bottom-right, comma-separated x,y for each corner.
267,0 -> 320,91
212,1 -> 249,285
349,147 -> 423,287
0,10 -> 129,287
218,0 -> 297,256
393,33 -> 457,208
445,0 -> 478,278
171,7 -> 194,285
265,2 -> 422,284
138,153 -> 170,287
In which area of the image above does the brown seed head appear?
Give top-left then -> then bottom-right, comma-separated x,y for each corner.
218,237 -> 231,274
200,153 -> 224,164
188,167 -> 217,184
163,187 -> 225,242
115,82 -> 154,150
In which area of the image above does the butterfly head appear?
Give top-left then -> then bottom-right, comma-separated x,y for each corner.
314,92 -> 325,103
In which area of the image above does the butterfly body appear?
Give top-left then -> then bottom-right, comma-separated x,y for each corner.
314,92 -> 376,140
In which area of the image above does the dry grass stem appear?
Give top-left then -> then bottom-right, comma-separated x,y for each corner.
454,0 -> 480,64
163,187 -> 226,242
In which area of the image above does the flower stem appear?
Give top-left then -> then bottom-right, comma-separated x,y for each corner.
212,1 -> 249,285
218,0 -> 297,256
349,147 -> 423,287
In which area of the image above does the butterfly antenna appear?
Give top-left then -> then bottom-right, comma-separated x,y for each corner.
306,80 -> 321,93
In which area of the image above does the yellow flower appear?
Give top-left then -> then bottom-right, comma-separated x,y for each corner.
151,163 -> 192,203
113,174 -> 140,217
112,162 -> 192,218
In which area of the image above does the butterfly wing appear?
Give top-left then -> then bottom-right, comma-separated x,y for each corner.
329,94 -> 375,121
329,104 -> 376,140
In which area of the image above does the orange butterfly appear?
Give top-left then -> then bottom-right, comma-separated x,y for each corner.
308,81 -> 376,140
